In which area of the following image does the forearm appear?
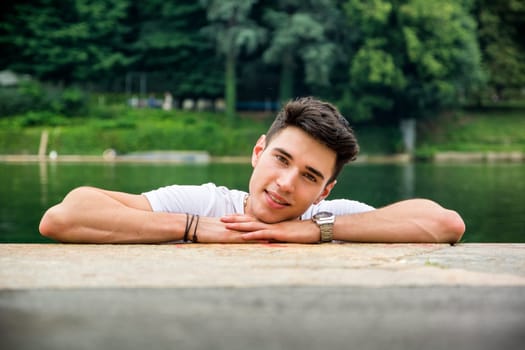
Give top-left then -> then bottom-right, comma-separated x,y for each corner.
332,199 -> 465,243
42,208 -> 184,244
39,187 -> 185,243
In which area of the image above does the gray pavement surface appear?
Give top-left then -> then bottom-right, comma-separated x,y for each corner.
1,243 -> 524,350
1,287 -> 524,350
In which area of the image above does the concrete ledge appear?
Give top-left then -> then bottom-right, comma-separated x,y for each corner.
1,243 -> 524,350
434,151 -> 524,162
0,151 -> 211,164
3,152 -> 524,164
1,243 -> 524,289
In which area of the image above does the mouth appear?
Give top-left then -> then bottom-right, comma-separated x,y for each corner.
264,190 -> 290,207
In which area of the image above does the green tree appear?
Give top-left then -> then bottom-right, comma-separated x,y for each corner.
200,0 -> 266,123
262,0 -> 345,103
130,0 -> 222,97
0,0 -> 132,84
475,0 -> 525,101
341,0 -> 485,122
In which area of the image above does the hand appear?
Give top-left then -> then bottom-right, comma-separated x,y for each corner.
220,214 -> 321,244
192,216 -> 268,243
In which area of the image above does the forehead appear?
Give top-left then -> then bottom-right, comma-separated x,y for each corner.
266,127 -> 336,173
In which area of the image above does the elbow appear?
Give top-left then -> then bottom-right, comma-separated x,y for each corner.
39,206 -> 69,241
39,186 -> 91,241
411,199 -> 466,244
438,209 -> 466,244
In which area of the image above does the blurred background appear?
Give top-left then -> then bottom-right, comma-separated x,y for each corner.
0,0 -> 524,157
0,0 -> 524,242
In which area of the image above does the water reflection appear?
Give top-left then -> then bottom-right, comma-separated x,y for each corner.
2,161 -> 524,243
401,162 -> 415,199
39,161 -> 48,205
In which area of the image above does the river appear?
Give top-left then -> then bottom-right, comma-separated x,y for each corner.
1,161 -> 524,242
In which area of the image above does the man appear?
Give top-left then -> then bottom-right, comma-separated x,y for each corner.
39,97 -> 465,244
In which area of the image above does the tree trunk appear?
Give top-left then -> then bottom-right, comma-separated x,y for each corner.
279,54 -> 294,104
225,52 -> 236,124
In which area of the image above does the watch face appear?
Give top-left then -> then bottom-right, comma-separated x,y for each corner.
313,211 -> 335,225
314,211 -> 333,219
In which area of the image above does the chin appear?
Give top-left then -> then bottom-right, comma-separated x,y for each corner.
254,211 -> 298,224
254,214 -> 281,224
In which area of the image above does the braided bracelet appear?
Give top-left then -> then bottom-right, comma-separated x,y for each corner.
192,215 -> 200,243
183,213 -> 195,242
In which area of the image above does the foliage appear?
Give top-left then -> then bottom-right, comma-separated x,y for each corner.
262,0 -> 345,102
417,108 -> 525,156
1,0 -> 523,121
129,0 -> 223,97
354,123 -> 403,154
200,0 -> 266,123
0,87 -> 35,117
340,0 -> 485,122
0,107 -> 271,156
3,103 -> 523,157
0,81 -> 88,117
0,0 -> 132,84
475,0 -> 525,100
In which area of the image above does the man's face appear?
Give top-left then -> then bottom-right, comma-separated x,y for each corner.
247,126 -> 337,223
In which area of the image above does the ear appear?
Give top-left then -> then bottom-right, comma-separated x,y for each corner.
251,135 -> 266,167
314,180 -> 337,204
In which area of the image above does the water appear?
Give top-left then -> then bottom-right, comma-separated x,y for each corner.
1,161 -> 524,243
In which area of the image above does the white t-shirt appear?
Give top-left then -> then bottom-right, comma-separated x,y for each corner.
143,182 -> 374,219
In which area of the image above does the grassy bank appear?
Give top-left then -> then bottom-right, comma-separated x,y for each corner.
416,107 -> 525,158
0,105 -> 524,157
0,107 -> 271,156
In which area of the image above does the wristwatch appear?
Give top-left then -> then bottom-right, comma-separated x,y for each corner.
312,211 -> 335,243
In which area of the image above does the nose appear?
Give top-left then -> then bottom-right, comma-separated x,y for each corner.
276,169 -> 296,192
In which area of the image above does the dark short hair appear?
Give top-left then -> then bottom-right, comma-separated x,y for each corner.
265,97 -> 359,183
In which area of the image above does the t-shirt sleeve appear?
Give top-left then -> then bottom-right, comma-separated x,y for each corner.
142,183 -> 244,216
301,199 -> 375,220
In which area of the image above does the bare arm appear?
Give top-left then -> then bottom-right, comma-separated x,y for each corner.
39,186 -> 186,243
332,199 -> 465,243
222,199 -> 466,244
39,186 -> 265,244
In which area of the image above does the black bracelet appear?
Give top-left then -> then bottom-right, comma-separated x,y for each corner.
184,213 -> 194,242
192,215 -> 200,243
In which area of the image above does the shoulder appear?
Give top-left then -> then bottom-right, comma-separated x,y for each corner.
142,183 -> 247,216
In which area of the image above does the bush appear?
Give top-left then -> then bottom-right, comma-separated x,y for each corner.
0,87 -> 35,117
57,86 -> 88,115
0,80 -> 89,118
0,107 -> 271,156
10,111 -> 71,127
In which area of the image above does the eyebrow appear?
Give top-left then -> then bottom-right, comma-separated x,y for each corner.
274,147 -> 326,180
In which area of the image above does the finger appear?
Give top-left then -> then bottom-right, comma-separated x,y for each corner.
224,232 -> 269,244
224,221 -> 269,232
241,231 -> 275,241
244,239 -> 271,244
221,214 -> 255,223
223,213 -> 245,218
241,231 -> 315,244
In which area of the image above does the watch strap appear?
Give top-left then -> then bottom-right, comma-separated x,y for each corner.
319,223 -> 333,243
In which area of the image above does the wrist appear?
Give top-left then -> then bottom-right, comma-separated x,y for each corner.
173,213 -> 189,241
181,213 -> 200,243
312,211 -> 335,243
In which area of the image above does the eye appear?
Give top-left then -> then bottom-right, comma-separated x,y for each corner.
303,173 -> 317,183
275,154 -> 288,165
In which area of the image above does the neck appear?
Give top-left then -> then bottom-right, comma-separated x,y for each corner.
243,194 -> 249,213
